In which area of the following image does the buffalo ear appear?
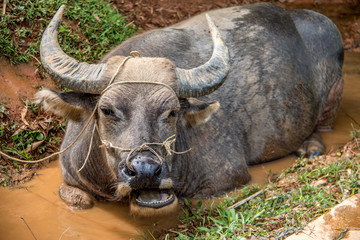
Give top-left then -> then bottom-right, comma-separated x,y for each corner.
35,89 -> 95,121
181,98 -> 220,128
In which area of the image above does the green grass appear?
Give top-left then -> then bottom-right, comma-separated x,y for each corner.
0,101 -> 65,158
0,0 -> 137,64
161,140 -> 360,239
0,101 -> 65,186
0,103 -> 9,118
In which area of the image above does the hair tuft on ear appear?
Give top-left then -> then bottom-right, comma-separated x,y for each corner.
35,89 -> 87,121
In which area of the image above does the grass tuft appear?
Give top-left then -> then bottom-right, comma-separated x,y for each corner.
160,138 -> 360,239
0,0 -> 137,64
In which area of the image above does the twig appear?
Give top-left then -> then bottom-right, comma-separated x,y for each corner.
59,226 -> 70,240
31,55 -> 41,65
2,0 -> 7,16
334,227 -> 349,240
20,216 -> 37,240
227,189 -> 265,210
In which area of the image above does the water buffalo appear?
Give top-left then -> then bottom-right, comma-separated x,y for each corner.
36,3 -> 343,215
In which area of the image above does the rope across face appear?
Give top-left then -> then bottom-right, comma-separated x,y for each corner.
78,53 -> 190,173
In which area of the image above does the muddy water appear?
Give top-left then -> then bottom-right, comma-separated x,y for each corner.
0,160 -> 177,239
0,53 -> 359,239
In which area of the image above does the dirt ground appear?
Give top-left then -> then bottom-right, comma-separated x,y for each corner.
0,0 -> 359,184
114,0 -> 360,52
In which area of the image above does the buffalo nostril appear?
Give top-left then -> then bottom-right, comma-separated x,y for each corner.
123,166 -> 136,177
154,165 -> 162,176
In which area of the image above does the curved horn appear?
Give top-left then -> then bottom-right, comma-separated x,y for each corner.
40,5 -> 108,94
175,14 -> 231,98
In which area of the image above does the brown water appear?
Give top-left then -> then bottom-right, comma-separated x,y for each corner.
0,160 -> 178,239
0,52 -> 359,239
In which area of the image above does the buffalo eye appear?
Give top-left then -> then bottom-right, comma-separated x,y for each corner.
159,109 -> 178,123
168,110 -> 178,119
101,108 -> 115,117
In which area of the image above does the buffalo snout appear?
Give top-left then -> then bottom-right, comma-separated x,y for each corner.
121,152 -> 163,188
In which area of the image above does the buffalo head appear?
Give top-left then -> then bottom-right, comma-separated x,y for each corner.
36,5 -> 230,215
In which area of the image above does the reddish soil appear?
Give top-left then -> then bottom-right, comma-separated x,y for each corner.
114,0 -> 360,52
0,61 -> 60,186
0,59 -> 57,120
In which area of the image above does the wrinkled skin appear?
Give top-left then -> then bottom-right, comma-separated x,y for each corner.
36,3 -> 343,216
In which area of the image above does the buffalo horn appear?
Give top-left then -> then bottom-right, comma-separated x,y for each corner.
40,5 -> 108,94
175,14 -> 231,98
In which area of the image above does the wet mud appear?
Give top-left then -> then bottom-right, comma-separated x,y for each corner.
0,161 -> 178,239
0,52 -> 359,239
0,59 -> 57,119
